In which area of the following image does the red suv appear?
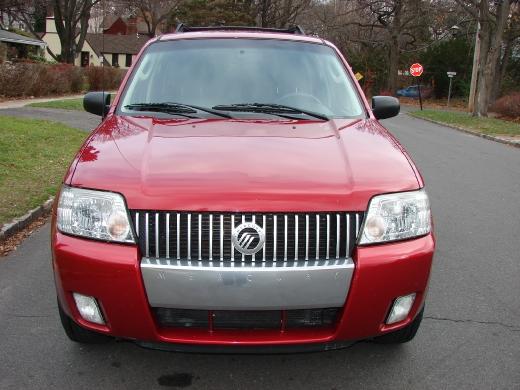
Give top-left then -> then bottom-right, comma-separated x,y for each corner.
52,26 -> 434,352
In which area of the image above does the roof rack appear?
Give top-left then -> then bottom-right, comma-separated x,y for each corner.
174,24 -> 305,35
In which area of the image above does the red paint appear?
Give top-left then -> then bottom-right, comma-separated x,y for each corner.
103,17 -> 128,35
70,116 -> 420,212
53,31 -> 435,347
410,63 -> 424,77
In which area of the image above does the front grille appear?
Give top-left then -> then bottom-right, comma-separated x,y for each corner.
130,211 -> 363,262
153,308 -> 340,330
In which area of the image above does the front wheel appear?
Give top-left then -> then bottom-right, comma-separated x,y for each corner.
373,307 -> 424,344
58,298 -> 111,344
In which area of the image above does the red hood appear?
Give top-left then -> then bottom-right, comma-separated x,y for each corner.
69,115 -> 420,211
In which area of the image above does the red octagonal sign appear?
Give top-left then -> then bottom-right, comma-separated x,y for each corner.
410,63 -> 423,77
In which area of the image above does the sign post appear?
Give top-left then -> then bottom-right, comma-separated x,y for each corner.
446,71 -> 457,108
410,63 -> 424,110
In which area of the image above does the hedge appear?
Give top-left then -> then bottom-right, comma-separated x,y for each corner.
492,92 -> 520,119
0,62 -> 126,98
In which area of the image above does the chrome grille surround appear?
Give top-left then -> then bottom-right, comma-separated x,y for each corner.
131,211 -> 364,262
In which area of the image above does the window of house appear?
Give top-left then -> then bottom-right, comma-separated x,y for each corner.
112,53 -> 119,67
125,54 -> 132,67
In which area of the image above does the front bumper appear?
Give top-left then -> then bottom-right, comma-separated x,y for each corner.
52,231 -> 434,346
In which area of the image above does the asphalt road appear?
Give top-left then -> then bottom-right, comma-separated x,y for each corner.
0,107 -> 99,131
0,111 -> 519,389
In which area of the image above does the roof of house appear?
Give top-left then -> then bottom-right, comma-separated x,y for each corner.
101,16 -> 120,29
85,33 -> 150,56
0,29 -> 46,48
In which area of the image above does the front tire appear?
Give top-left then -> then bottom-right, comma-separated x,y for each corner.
58,298 -> 111,344
373,307 -> 424,344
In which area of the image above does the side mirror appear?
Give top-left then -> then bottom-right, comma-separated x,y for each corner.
83,92 -> 111,117
372,96 -> 400,120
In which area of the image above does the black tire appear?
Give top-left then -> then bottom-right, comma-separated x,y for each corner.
58,298 -> 111,344
373,307 -> 424,344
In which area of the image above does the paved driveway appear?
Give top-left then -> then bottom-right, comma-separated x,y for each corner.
0,107 -> 99,131
0,112 -> 518,389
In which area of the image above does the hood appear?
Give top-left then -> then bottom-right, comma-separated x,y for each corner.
69,115 -> 420,211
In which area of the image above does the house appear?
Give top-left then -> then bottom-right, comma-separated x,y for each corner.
41,16 -> 149,68
0,28 -> 46,61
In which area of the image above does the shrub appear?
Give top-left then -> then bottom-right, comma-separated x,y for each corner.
492,92 -> 520,118
378,89 -> 394,96
86,66 -> 126,91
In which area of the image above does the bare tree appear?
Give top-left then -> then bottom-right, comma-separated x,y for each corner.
0,0 -> 48,36
52,0 -> 103,63
491,3 -> 520,102
128,0 -> 182,36
256,0 -> 312,28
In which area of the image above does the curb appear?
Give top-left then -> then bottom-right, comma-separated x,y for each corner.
0,197 -> 54,241
407,113 -> 520,149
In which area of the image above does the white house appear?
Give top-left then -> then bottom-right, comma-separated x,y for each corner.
41,17 -> 149,68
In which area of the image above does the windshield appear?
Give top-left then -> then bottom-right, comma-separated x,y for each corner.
119,38 -> 365,119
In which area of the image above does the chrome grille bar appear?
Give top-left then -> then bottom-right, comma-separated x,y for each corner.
176,213 -> 180,260
346,214 -> 350,257
209,214 -> 213,261
220,215 -> 224,261
155,213 -> 159,258
145,212 -> 149,258
284,215 -> 288,261
198,214 -> 202,261
273,215 -> 277,261
305,214 -> 309,261
231,215 -> 235,262
252,215 -> 256,262
315,215 -> 320,260
242,215 -> 245,262
135,212 -> 139,237
262,215 -> 266,262
187,214 -> 191,260
294,215 -> 299,260
336,214 -> 340,259
165,213 -> 170,259
326,214 -> 330,260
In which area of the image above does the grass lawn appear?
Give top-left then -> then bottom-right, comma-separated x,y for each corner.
0,116 -> 88,226
409,109 -> 520,136
28,98 -> 84,111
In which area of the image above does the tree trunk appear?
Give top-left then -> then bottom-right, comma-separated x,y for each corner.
386,0 -> 402,94
491,34 -> 513,103
387,37 -> 399,93
474,5 -> 490,116
474,0 -> 511,116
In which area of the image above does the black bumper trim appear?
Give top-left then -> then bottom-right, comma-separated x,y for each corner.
135,340 -> 356,354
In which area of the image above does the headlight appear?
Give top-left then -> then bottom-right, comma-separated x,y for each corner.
57,186 -> 134,243
359,189 -> 431,244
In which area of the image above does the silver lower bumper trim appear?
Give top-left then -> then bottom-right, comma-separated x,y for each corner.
141,259 -> 354,310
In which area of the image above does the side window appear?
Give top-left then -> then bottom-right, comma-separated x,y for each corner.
112,53 -> 119,67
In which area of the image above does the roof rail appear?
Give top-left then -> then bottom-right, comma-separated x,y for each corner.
174,24 -> 305,35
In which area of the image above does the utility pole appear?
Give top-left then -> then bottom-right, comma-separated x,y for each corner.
468,21 -> 480,112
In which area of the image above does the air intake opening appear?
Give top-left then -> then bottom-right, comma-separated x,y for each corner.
153,308 -> 341,330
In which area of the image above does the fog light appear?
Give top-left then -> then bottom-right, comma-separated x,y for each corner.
73,293 -> 105,325
386,293 -> 416,324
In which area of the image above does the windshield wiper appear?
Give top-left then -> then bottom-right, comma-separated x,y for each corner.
212,103 -> 329,121
125,102 -> 232,119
